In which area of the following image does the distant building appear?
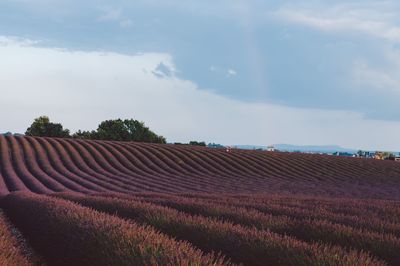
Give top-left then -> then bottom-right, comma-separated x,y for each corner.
357,150 -> 373,158
374,152 -> 383,160
267,145 -> 275,152
374,151 -> 396,160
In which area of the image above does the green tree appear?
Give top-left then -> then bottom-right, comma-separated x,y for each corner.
25,116 -> 70,138
189,141 -> 206,147
96,119 -> 130,141
123,119 -> 166,143
76,119 -> 166,144
72,130 -> 97,140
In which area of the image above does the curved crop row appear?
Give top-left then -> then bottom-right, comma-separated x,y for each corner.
0,192 -> 227,266
94,192 -> 400,265
251,196 -> 400,224
198,196 -> 400,237
0,135 -> 399,198
55,192 -> 384,266
0,209 -> 32,266
163,193 -> 400,234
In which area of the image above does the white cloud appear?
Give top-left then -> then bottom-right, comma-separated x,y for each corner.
0,36 -> 40,47
1,36 -> 400,150
97,7 -> 133,28
210,66 -> 238,77
353,61 -> 400,92
275,3 -> 400,43
227,69 -> 237,76
275,2 -> 400,102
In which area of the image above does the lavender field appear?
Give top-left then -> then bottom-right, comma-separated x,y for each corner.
0,136 -> 400,265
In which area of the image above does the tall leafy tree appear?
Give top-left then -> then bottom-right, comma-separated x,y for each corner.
25,116 -> 70,138
73,119 -> 166,144
96,119 -> 129,141
189,141 -> 206,147
72,130 -> 97,140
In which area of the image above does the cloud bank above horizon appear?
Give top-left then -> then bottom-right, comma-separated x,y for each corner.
1,1 -> 400,150
0,36 -> 399,151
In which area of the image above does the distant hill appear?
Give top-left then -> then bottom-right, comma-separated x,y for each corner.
0,135 -> 400,198
234,144 -> 357,154
1,135 -> 400,199
274,144 -> 357,153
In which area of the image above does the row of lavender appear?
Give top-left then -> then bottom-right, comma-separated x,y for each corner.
1,135 -> 400,197
0,192 -> 227,266
84,192 -> 400,265
1,192 -> 399,265
0,210 -> 32,266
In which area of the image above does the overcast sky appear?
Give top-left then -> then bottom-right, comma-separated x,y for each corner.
1,0 -> 400,150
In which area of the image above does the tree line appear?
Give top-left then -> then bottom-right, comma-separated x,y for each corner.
25,116 -> 166,144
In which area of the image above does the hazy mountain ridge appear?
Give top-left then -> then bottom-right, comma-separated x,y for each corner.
234,144 -> 357,154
